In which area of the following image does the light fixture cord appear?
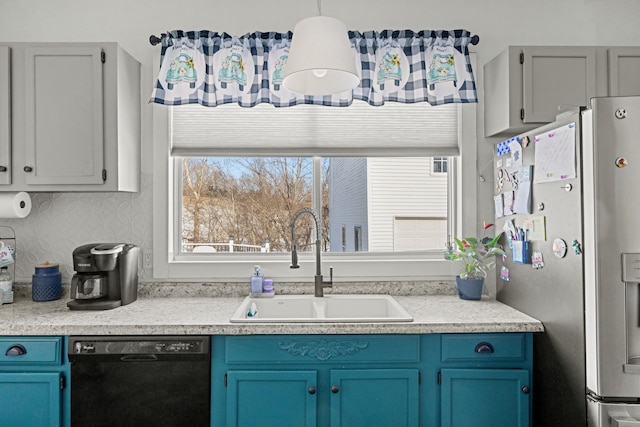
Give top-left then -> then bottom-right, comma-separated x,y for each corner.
317,0 -> 322,15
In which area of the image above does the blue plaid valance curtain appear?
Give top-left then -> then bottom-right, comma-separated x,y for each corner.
150,29 -> 477,107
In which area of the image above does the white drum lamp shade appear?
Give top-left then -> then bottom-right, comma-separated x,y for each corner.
283,16 -> 360,95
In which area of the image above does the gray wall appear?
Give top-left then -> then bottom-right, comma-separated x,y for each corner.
0,0 -> 638,282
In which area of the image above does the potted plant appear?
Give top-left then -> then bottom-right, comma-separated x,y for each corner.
447,228 -> 504,300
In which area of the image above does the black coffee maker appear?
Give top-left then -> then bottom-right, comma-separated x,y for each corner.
67,243 -> 139,311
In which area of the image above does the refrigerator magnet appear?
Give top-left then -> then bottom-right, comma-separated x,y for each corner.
500,265 -> 510,281
532,251 -> 544,269
572,239 -> 582,255
552,238 -> 567,258
616,157 -> 628,168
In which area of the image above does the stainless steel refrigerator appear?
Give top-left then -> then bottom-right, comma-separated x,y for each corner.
494,96 -> 640,426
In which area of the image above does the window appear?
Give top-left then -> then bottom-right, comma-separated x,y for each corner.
180,157 -> 314,254
433,157 -> 448,173
152,88 -> 479,281
178,155 -> 448,255
354,226 -> 362,252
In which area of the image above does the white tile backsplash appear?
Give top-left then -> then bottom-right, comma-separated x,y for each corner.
0,173 -> 153,282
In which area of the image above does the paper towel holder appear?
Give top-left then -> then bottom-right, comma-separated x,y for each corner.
0,192 -> 32,218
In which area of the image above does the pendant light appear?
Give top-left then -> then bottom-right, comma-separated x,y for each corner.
283,1 -> 360,96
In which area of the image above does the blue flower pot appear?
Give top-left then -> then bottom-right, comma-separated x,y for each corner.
456,276 -> 484,300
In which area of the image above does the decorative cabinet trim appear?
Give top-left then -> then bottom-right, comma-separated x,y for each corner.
223,335 -> 421,364
278,339 -> 369,361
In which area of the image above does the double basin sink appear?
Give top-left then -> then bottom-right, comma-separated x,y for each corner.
230,294 -> 413,323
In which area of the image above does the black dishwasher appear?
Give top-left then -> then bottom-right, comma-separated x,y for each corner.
68,336 -> 211,427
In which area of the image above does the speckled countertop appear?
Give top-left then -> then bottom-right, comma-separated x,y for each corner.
0,282 -> 543,336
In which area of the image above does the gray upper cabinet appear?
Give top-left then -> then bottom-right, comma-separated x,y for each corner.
484,45 -> 640,137
24,46 -> 105,185
1,43 -> 140,192
608,47 -> 640,96
522,47 -> 597,124
484,46 -> 600,137
0,47 -> 10,185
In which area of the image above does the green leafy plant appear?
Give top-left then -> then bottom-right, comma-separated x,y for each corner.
448,233 -> 505,280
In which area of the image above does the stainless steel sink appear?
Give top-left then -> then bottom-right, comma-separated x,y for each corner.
229,294 -> 413,323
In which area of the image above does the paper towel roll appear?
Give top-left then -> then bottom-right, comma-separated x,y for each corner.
0,192 -> 31,218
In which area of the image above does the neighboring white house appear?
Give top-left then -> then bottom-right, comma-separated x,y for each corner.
329,157 -> 448,252
329,158 -> 369,253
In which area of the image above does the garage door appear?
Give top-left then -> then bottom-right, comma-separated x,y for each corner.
393,217 -> 447,251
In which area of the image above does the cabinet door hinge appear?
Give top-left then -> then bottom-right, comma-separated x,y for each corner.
101,51 -> 106,64
102,169 -> 107,181
519,52 -> 524,64
521,108 -> 525,121
60,374 -> 66,390
437,371 -> 441,385
224,373 -> 227,387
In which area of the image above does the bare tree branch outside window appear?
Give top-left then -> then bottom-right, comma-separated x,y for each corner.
182,157 -> 328,253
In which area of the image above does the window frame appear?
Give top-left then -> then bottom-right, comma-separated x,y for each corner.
151,56 -> 477,283
341,225 -> 347,252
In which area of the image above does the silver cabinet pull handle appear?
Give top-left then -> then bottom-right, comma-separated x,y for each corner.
474,342 -> 494,354
5,344 -> 27,356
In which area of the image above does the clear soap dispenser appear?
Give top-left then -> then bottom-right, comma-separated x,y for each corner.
250,265 -> 263,297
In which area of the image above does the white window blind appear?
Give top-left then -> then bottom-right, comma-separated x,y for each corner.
170,101 -> 459,157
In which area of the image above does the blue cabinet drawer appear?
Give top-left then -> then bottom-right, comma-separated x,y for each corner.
223,335 -> 421,364
441,333 -> 527,363
0,337 -> 63,366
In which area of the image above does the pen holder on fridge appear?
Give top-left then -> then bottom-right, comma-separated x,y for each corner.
512,241 -> 530,264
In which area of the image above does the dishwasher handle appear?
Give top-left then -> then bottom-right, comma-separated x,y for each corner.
120,354 -> 159,362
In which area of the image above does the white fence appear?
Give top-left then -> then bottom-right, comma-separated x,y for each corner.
183,238 -> 270,253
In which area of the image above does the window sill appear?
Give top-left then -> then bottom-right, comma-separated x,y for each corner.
159,253 -> 456,282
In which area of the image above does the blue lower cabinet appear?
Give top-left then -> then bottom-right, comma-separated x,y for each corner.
330,369 -> 419,427
225,370 -> 317,427
221,367 -> 420,427
213,333 -> 532,427
0,336 -> 68,427
438,333 -> 532,427
0,371 -> 63,427
212,335 -> 425,427
440,369 -> 530,427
